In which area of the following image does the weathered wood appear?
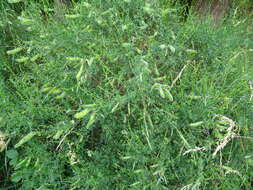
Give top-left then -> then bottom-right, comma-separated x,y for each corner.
54,0 -> 71,20
192,0 -> 230,24
211,0 -> 229,24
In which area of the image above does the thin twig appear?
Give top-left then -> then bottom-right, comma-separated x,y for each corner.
170,64 -> 188,89
56,127 -> 74,151
249,81 -> 253,101
222,166 -> 242,177
233,135 -> 253,140
183,147 -> 207,155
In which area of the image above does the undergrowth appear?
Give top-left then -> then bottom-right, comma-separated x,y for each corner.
0,0 -> 253,189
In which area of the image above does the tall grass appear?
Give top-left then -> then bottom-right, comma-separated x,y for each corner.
0,0 -> 253,189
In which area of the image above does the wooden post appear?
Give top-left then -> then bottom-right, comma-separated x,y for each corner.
192,0 -> 230,24
211,0 -> 229,24
54,0 -> 71,20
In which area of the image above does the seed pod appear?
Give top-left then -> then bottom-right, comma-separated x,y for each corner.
7,0 -> 22,3
66,57 -> 81,61
49,88 -> 61,95
15,132 -> 37,148
31,54 -> 41,62
65,14 -> 81,19
74,109 -> 91,119
17,17 -> 34,25
81,104 -> 96,109
186,49 -> 197,54
189,121 -> 204,127
55,92 -> 66,99
86,112 -> 96,129
41,87 -> 51,93
16,57 -> 29,63
7,47 -> 23,55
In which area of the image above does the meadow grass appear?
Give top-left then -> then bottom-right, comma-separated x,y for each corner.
0,1 -> 253,189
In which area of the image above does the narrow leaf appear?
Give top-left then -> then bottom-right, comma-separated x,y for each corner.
158,86 -> 165,98
11,174 -> 22,183
164,89 -> 173,102
111,103 -> 119,113
76,63 -> 84,81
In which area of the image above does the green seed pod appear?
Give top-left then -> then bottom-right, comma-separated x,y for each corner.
189,121 -> 204,127
86,112 -> 96,129
74,109 -> 91,119
14,132 -> 37,148
7,47 -> 23,55
16,57 -> 29,63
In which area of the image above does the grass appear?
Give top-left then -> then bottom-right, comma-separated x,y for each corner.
0,0 -> 253,189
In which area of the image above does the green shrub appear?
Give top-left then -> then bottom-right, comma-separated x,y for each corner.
0,0 -> 253,189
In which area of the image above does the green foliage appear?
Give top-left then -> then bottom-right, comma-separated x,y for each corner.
0,0 -> 253,189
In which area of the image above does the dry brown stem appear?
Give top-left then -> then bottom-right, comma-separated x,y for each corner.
212,115 -> 237,157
